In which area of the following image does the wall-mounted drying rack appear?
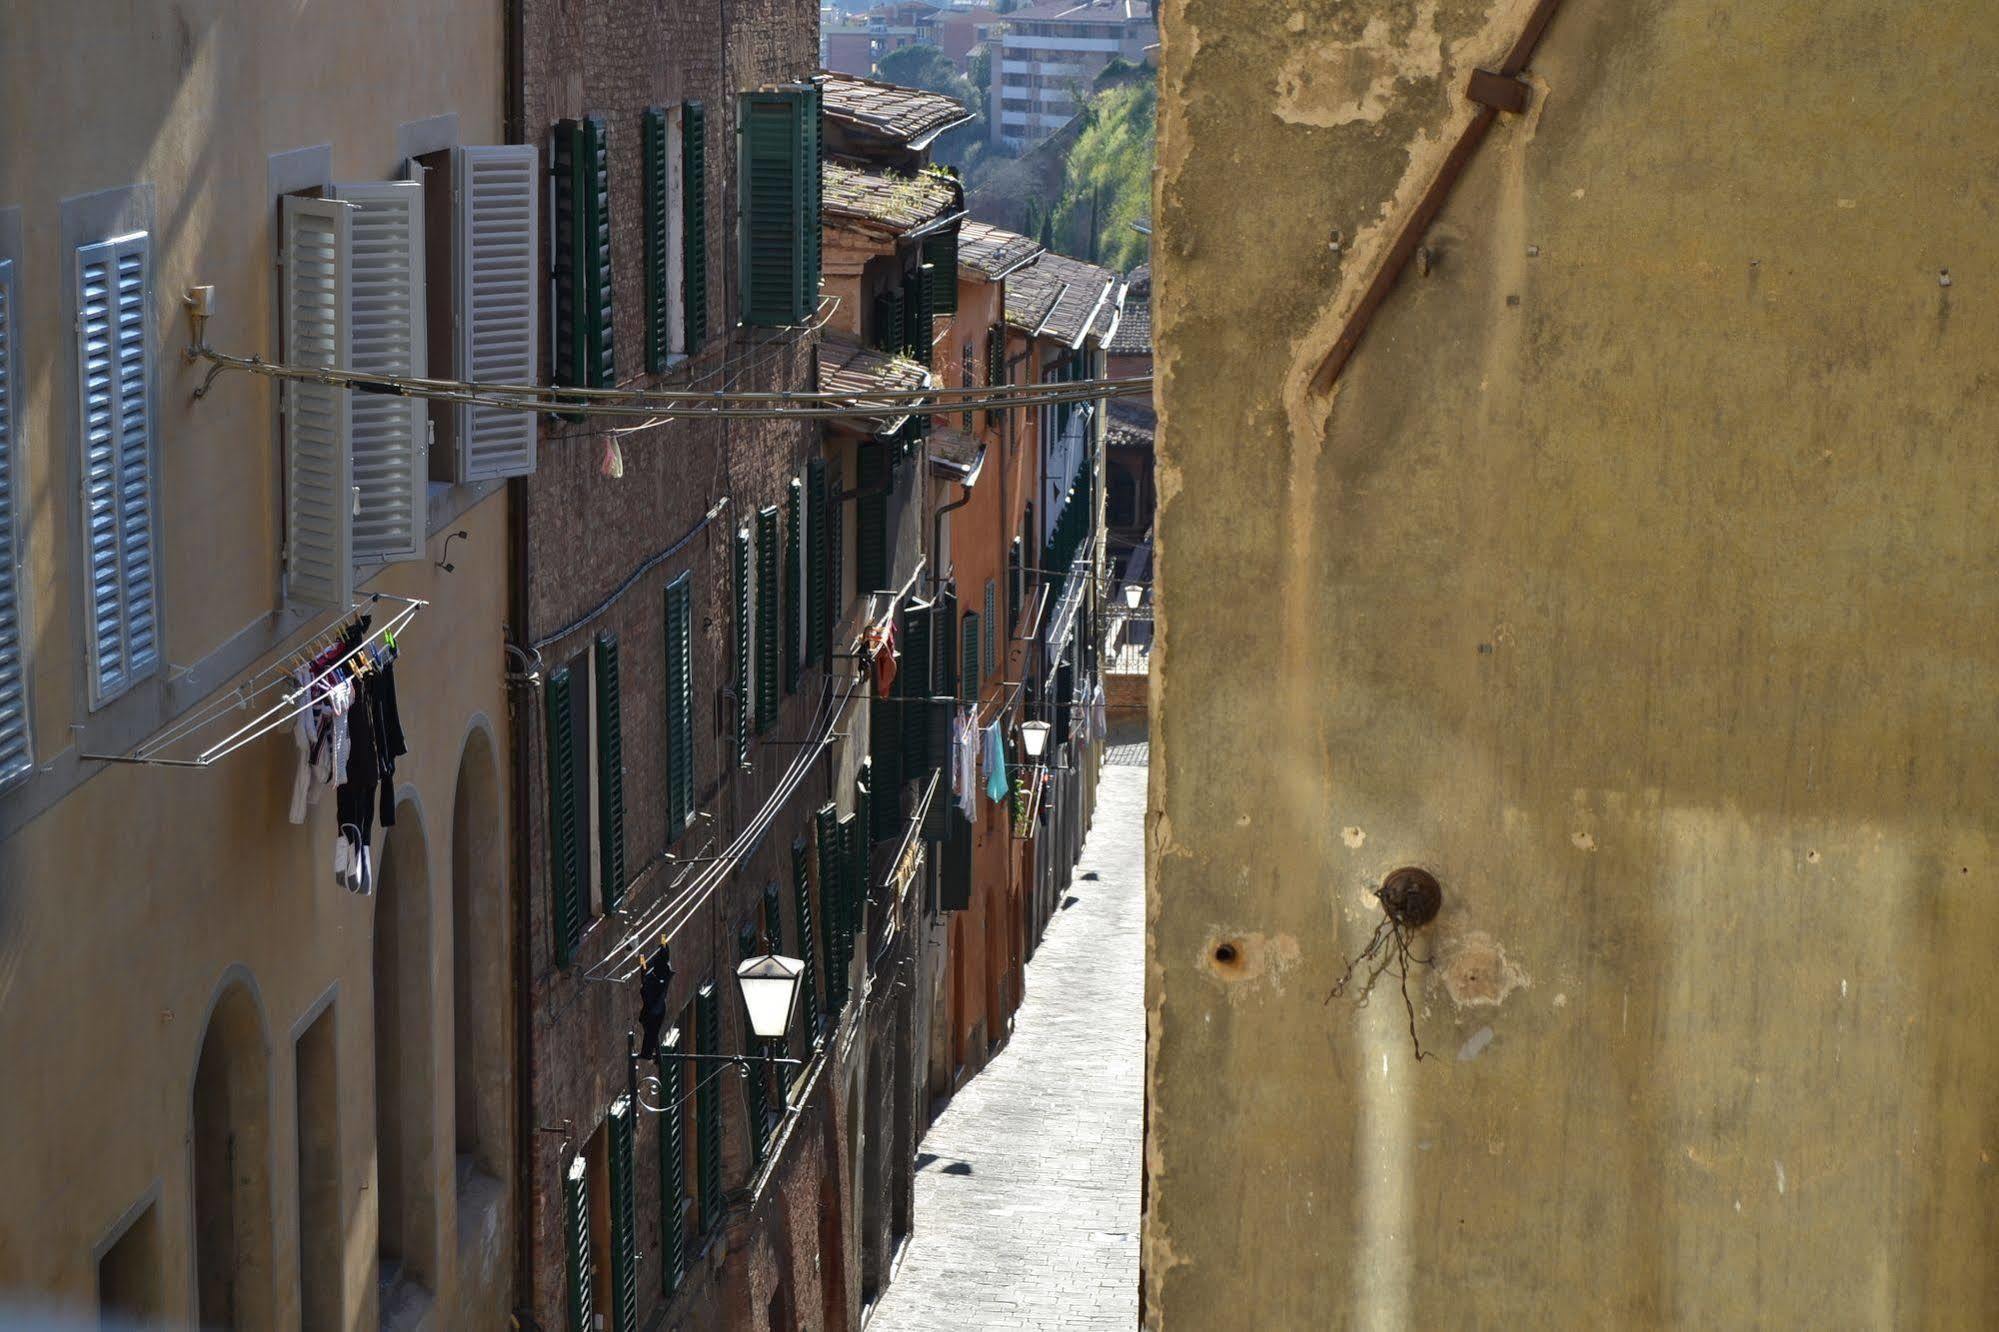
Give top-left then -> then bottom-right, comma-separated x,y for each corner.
80,593 -> 427,768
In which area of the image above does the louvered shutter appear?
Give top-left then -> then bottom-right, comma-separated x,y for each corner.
656,1028 -> 686,1293
983,579 -> 997,679
855,441 -> 888,594
922,602 -> 952,842
76,234 -> 161,709
665,573 -> 694,838
739,88 -> 816,326
841,810 -> 868,970
789,839 -> 820,1038
985,325 -> 1006,427
733,526 -> 751,768
825,481 -> 843,650
681,103 -> 708,353
563,1154 -> 594,1332
909,262 -> 935,367
1009,538 -> 1023,629
805,459 -> 829,666
545,667 -> 584,967
900,602 -> 932,788
595,633 -> 627,912
608,1095 -> 639,1332
813,805 -> 844,1012
329,179 -> 426,564
937,587 -> 958,700
961,610 -> 980,700
278,202 -> 353,618
924,226 -> 958,316
454,145 -> 539,480
694,983 -> 723,1232
873,287 -> 903,355
803,81 -> 824,306
737,924 -> 772,1163
554,116 -> 614,390
783,478 -> 802,694
643,108 -> 671,373
869,681 -> 901,845
0,260 -> 27,785
756,505 -> 779,730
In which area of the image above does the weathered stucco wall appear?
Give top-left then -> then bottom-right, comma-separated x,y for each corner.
1148,0 -> 1999,1326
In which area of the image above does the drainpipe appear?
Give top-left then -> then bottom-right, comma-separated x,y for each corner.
502,0 -> 534,1320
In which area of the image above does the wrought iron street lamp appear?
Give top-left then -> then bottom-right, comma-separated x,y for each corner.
1124,582 -> 1143,610
1019,719 -> 1052,760
629,943 -> 808,1118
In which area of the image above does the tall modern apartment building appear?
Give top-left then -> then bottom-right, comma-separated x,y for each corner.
988,0 -> 1157,151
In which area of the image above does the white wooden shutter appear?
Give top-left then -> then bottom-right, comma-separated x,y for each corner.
76,232 -> 159,709
330,178 -> 426,564
454,144 -> 539,480
281,196 -> 354,612
0,259 -> 29,782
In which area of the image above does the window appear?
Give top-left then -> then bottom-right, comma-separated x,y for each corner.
923,225 -> 959,316
0,258 -> 28,784
756,505 -> 780,731
76,232 -> 160,707
553,115 -> 614,391
664,574 -> 694,839
594,634 -> 627,912
641,107 -> 689,372
739,84 -> 822,327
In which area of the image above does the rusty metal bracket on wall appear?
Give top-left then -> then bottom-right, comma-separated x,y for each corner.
1308,0 -> 1567,397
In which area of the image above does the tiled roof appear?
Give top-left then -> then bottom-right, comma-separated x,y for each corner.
1126,261 -> 1150,297
1106,291 -> 1149,355
958,221 -> 1043,281
819,332 -> 933,436
820,72 -> 973,148
926,425 -> 986,478
822,162 -> 963,236
1107,396 -> 1154,448
1004,250 -> 1122,347
1000,0 -> 1151,23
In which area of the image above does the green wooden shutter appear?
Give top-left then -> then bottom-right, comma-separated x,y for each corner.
986,325 -> 1006,427
784,478 -> 802,694
922,602 -> 952,843
563,1154 -> 594,1332
737,924 -> 772,1164
939,808 -> 973,912
814,805 -> 844,1012
609,1095 -> 638,1332
900,603 -> 932,790
938,588 -> 959,699
1009,538 -> 1023,630
909,263 -> 935,367
682,102 -> 708,353
841,811 -> 867,974
873,286 -> 904,355
983,579 -> 997,679
855,441 -> 888,594
657,1028 -> 686,1293
826,480 -> 844,649
869,680 -> 901,847
924,226 -> 958,316
554,115 -> 614,391
734,527 -> 752,768
695,983 -> 722,1232
756,505 -> 779,731
665,574 -> 693,839
960,610 -> 980,701
545,667 -> 585,967
806,459 -> 830,667
790,839 -> 820,1039
643,107 -> 671,373
740,88 -> 816,326
595,634 -> 627,912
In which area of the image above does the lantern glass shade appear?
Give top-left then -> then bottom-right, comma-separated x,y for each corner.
1124,582 -> 1142,610
735,953 -> 805,1041
1020,720 -> 1052,759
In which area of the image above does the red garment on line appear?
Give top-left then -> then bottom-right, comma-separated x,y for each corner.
863,620 -> 898,697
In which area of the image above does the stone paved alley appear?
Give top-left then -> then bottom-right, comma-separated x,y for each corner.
866,755 -> 1148,1330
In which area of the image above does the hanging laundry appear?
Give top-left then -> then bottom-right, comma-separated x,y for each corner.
983,721 -> 1009,803
862,619 -> 899,697
638,942 -> 676,1059
336,666 -> 380,895
370,654 -> 407,828
1089,678 -> 1108,742
953,710 -> 979,820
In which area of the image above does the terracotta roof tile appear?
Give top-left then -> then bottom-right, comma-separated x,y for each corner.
819,332 -> 933,436
1105,292 -> 1149,355
1004,250 -> 1122,347
822,161 -> 962,236
958,221 -> 1043,280
820,72 -> 973,148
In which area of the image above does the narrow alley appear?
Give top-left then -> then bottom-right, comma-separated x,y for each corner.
868,753 -> 1149,1331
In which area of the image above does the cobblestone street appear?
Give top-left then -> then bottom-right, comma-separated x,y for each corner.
868,755 -> 1148,1331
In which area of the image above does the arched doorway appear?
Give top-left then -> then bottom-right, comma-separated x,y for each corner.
192,975 -> 275,1329
376,796 -> 437,1305
451,724 -> 507,1188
